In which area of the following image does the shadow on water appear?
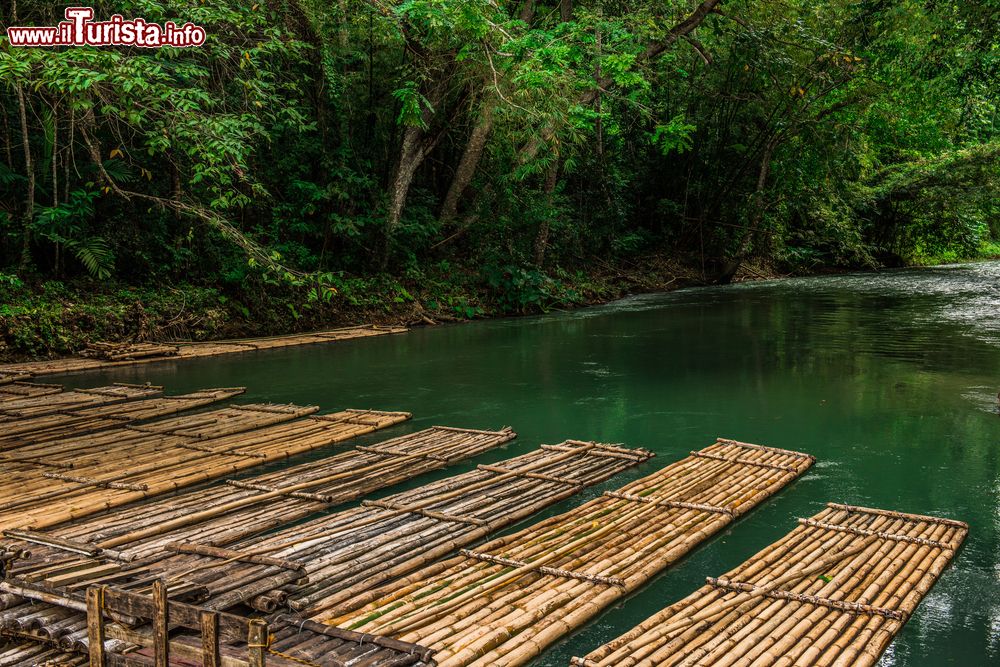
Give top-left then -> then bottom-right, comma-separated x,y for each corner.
53,261 -> 1000,666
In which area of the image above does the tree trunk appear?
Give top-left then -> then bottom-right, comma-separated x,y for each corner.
15,84 -> 34,270
560,0 -> 574,22
440,104 -> 494,223
380,64 -> 451,266
386,125 -> 427,235
714,135 -> 779,284
533,163 -> 560,267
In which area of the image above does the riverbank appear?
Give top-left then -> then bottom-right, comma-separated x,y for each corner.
10,251 -> 991,364
1,254 -> 737,362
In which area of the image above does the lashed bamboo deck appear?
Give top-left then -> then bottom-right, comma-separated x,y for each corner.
0,404 -> 410,532
0,383 -> 161,418
3,425 -> 517,564
573,503 -> 967,667
0,387 -> 245,449
0,438 -> 651,629
0,380 -> 57,400
0,324 -> 406,377
322,438 -> 814,667
0,372 -> 32,387
0,438 -> 651,650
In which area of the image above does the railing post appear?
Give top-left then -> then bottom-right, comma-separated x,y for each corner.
85,585 -> 106,667
152,579 -> 169,667
247,618 -> 268,667
200,609 -> 220,667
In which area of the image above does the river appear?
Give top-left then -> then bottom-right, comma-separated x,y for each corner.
58,261 -> 1000,665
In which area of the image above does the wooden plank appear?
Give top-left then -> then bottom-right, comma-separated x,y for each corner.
101,586 -> 248,643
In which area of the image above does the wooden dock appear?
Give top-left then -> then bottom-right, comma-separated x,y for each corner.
0,324 -> 406,378
573,502 -> 967,667
321,438 -> 814,667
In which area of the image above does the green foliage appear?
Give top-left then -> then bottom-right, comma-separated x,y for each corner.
0,0 -> 997,336
483,264 -> 583,314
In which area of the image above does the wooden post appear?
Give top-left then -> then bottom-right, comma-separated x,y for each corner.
86,586 -> 106,667
152,578 -> 169,667
200,610 -> 220,667
247,618 -> 268,667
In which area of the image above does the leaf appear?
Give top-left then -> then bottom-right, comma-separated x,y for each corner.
68,237 -> 114,279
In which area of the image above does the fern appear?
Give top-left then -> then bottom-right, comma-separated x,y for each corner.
67,237 -> 115,280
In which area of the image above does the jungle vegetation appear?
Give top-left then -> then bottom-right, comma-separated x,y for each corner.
1,0 -> 998,355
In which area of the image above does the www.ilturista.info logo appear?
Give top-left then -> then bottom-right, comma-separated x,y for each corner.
6,7 -> 206,48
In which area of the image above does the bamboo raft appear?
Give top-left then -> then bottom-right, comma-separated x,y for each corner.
176,439 -> 653,615
322,438 -> 814,667
0,372 -> 32,387
0,439 -> 651,659
0,387 -> 246,450
80,342 -> 179,361
0,324 -> 407,377
573,503 -> 968,667
0,384 -> 162,418
0,406 -> 411,532
0,381 -> 59,401
2,426 -> 517,563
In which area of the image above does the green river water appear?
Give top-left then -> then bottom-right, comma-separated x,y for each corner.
57,261 -> 1000,666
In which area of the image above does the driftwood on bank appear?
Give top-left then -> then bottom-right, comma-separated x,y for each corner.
572,502 -> 968,667
322,438 -> 814,667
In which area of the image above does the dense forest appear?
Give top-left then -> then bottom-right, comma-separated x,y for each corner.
1,0 -> 998,357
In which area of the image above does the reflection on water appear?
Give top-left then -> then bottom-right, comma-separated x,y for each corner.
57,262 -> 1000,665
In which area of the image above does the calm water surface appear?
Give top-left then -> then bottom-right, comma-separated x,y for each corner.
59,261 -> 1000,666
